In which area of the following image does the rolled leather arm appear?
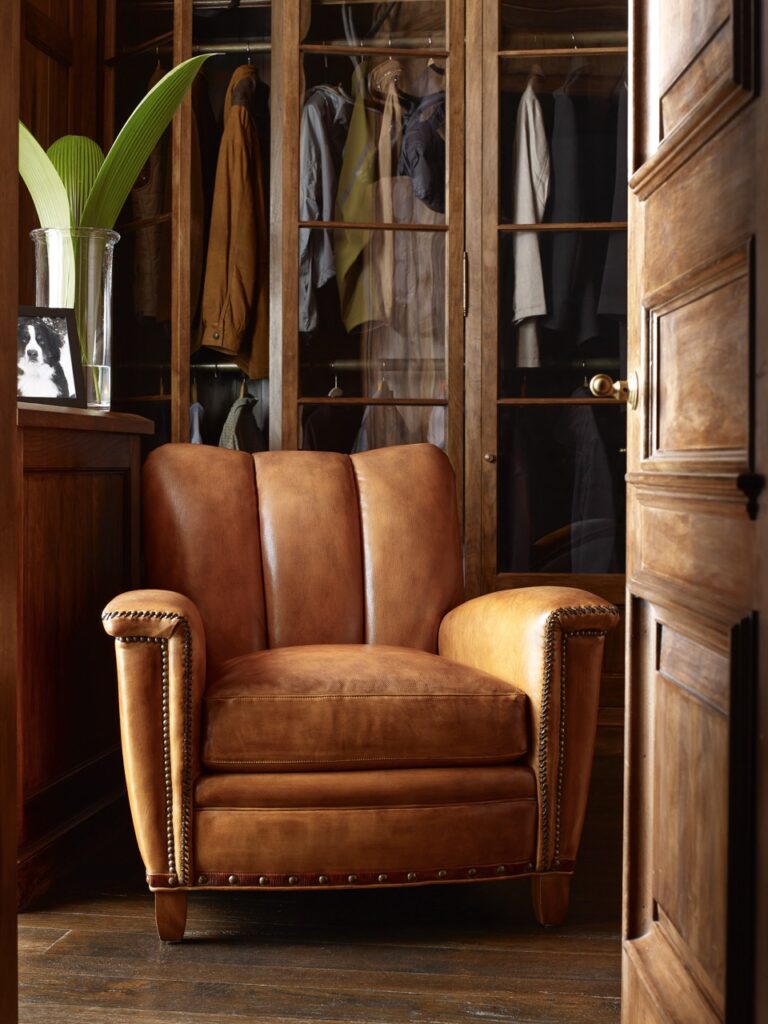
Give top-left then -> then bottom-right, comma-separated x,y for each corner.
438,587 -> 619,872
102,590 -> 206,888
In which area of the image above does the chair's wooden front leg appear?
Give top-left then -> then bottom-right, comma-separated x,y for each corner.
155,891 -> 188,942
530,874 -> 571,927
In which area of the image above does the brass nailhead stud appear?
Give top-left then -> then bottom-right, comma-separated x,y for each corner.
288,875 -> 299,885
228,874 -> 239,885
496,865 -> 506,875
377,873 -> 388,883
258,876 -> 270,886
407,872 -> 417,882
437,870 -> 448,879
347,874 -> 358,884
318,875 -> 329,885
168,875 -> 178,887
553,859 -> 561,867
526,863 -> 534,871
197,875 -> 208,885
212,331 -> 220,340
467,868 -> 478,877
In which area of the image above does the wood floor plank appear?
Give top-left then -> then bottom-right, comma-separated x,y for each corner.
19,966 -> 620,1024
39,927 -> 620,984
17,927 -> 70,955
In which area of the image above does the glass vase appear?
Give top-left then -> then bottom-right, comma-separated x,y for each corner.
31,227 -> 120,410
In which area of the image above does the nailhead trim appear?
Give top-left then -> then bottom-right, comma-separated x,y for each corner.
538,606 -> 617,871
145,861 -> 570,889
109,610 -> 194,886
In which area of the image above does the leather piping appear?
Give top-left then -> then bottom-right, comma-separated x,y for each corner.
104,609 -> 194,886
539,606 -> 617,871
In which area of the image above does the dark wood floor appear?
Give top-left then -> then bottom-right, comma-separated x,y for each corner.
18,758 -> 623,1024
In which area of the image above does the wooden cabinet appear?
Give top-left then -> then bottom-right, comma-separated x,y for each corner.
16,406 -> 152,907
104,0 -> 627,750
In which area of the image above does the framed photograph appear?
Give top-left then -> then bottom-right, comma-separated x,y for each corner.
17,306 -> 86,408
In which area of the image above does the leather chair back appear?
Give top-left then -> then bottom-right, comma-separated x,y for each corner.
142,443 -> 464,671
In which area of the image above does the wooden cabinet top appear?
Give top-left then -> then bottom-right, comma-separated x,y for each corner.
17,404 -> 154,436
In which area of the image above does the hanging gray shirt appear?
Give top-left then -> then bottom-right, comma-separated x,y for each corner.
299,85 -> 353,333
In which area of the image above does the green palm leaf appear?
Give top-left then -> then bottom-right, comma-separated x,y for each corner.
48,136 -> 105,228
81,54 -> 212,230
18,122 -> 71,228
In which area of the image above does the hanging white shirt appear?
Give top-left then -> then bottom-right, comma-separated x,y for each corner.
512,76 -> 551,366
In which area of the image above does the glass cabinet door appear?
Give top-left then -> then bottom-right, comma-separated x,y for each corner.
474,0 -> 628,596
272,0 -> 464,473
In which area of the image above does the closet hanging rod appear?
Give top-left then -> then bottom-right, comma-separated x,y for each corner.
191,363 -> 246,373
107,36 -> 270,65
325,358 -> 445,371
192,41 -> 271,55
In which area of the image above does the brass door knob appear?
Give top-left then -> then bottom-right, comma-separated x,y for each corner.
484,453 -> 496,463
589,372 -> 639,409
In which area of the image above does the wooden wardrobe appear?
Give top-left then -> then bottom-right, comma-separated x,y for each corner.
104,0 -> 628,755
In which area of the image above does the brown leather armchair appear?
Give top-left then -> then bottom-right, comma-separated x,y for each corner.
102,443 -> 618,941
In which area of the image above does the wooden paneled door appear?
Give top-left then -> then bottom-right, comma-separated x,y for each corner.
623,0 -> 765,1020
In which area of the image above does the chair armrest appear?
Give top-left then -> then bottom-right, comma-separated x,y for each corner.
102,590 -> 206,888
439,587 -> 619,872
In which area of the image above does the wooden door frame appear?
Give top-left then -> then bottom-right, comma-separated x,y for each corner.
0,0 -> 20,1019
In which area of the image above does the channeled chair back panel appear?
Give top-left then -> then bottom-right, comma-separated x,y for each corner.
351,445 -> 464,651
143,443 -> 464,660
253,451 -> 365,647
143,445 -> 268,670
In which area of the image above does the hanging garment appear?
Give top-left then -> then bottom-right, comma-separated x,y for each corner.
511,76 -> 550,367
189,401 -> 204,444
200,65 -> 270,379
335,61 -> 384,331
299,85 -> 353,333
132,65 -> 207,325
370,59 -> 406,316
218,395 -> 268,452
397,90 -> 446,215
598,80 -> 628,318
360,177 -> 445,449
351,378 -> 409,453
544,66 -> 612,345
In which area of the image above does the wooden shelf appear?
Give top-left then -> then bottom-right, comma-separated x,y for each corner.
300,219 -> 448,232
298,397 -> 447,406
498,221 -> 627,232
497,397 -> 626,405
300,44 -> 448,58
498,45 -> 628,58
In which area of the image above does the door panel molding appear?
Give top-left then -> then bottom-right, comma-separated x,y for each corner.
629,0 -> 756,199
643,242 -> 751,474
725,614 -> 757,1022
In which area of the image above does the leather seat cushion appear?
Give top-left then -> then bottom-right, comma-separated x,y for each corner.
202,645 -> 529,772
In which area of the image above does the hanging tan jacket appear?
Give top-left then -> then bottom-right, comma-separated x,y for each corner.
200,65 -> 269,379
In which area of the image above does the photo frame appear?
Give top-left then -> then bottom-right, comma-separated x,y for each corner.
17,306 -> 86,408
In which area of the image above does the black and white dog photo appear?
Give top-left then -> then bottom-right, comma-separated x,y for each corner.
17,309 -> 82,406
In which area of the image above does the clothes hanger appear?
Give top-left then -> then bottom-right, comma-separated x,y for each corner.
239,377 -> 247,399
328,375 -> 343,398
426,36 -> 445,76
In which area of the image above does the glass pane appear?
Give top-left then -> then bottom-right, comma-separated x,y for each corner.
497,404 -> 626,573
300,402 -> 445,453
499,55 -> 628,225
192,3 -> 270,45
299,228 -> 446,399
498,230 -> 627,396
301,55 -> 447,226
500,0 -> 627,50
304,1 -> 445,49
